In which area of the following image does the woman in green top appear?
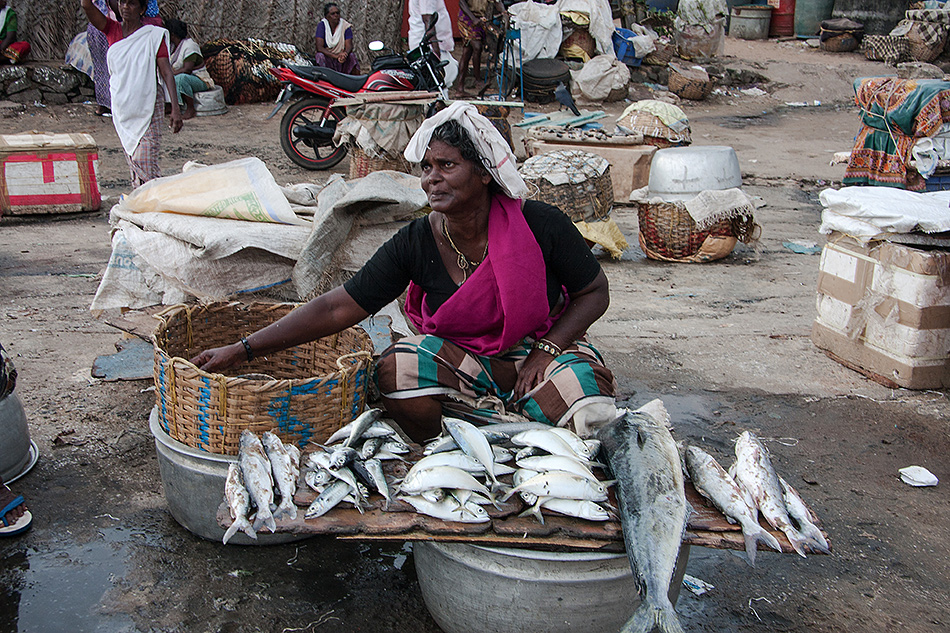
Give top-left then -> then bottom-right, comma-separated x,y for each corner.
0,0 -> 30,64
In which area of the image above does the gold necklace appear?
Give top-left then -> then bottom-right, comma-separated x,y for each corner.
442,217 -> 488,283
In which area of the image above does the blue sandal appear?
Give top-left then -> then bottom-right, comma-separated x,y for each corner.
0,494 -> 33,536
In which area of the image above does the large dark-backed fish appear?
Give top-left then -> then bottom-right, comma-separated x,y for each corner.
596,400 -> 688,633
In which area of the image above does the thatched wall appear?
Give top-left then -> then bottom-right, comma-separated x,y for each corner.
15,0 -> 404,65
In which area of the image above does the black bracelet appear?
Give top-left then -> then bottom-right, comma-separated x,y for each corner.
240,337 -> 254,362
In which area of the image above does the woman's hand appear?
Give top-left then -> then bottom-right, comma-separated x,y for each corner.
190,343 -> 245,372
513,349 -> 553,401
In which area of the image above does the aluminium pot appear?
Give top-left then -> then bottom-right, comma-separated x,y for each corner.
0,392 -> 33,483
149,407 -> 309,545
413,541 -> 690,633
647,146 -> 742,201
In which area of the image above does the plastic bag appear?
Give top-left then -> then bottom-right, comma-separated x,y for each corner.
572,55 -> 631,102
509,1 -> 563,62
121,157 -> 310,225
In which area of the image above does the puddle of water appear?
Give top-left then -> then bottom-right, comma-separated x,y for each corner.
1,527 -> 136,633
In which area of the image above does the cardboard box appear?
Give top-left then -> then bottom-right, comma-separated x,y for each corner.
812,233 -> 950,389
0,133 -> 101,217
524,139 -> 656,204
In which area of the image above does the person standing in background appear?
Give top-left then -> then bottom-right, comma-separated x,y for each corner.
81,0 -> 181,188
407,0 -> 458,89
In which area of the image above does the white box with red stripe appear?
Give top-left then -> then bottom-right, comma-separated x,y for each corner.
0,133 -> 101,217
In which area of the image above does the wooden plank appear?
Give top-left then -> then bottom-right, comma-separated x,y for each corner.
99,305 -> 167,341
217,445 -> 830,555
331,91 -> 439,107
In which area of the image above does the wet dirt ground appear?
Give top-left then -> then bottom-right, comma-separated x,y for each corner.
1,38 -> 949,633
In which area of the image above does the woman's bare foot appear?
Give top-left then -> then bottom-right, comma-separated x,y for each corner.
182,97 -> 197,120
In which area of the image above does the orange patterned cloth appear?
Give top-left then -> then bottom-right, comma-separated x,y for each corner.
844,77 -> 950,190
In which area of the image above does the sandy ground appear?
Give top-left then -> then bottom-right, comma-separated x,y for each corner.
1,37 -> 948,633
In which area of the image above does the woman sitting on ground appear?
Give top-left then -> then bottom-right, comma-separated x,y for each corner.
314,2 -> 359,74
81,0 -> 182,188
166,18 -> 213,120
0,0 -> 30,65
0,344 -> 31,538
191,102 -> 617,441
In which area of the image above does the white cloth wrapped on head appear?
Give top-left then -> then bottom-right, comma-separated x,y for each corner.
404,101 -> 530,200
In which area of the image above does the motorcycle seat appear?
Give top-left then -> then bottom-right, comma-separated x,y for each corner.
287,64 -> 369,93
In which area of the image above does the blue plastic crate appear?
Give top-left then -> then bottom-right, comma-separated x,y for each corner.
924,173 -> 950,192
612,28 -> 643,68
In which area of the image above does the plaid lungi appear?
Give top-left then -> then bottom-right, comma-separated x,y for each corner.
125,86 -> 164,188
375,334 -> 616,428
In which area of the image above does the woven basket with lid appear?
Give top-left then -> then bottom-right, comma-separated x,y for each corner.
519,150 -> 613,222
152,302 -> 374,455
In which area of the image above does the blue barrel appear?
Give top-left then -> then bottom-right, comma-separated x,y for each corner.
647,0 -> 679,11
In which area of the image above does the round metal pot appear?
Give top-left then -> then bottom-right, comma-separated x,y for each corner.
413,541 -> 690,633
647,146 -> 742,201
149,408 -> 309,545
0,392 -> 33,483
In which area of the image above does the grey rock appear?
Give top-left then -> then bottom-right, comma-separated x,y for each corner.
8,89 -> 42,104
0,65 -> 27,84
5,78 -> 31,94
897,61 -> 945,80
43,92 -> 69,105
29,66 -> 81,93
0,100 -> 26,117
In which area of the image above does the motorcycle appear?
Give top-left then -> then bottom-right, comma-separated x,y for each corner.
268,16 -> 448,170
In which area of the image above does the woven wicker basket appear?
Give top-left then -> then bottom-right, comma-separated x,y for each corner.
616,110 -> 692,147
907,22 -> 948,63
820,31 -> 859,53
152,302 -> 374,455
519,150 -> 613,222
349,146 -> 412,180
643,41 -> 674,66
637,201 -> 757,263
667,62 -> 712,101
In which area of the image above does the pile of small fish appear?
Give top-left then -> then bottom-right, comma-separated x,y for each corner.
503,426 -> 613,524
395,417 -> 516,523
223,429 -> 301,545
302,408 -> 408,519
685,430 -> 830,565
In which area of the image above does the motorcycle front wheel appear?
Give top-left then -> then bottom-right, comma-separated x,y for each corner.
279,98 -> 348,170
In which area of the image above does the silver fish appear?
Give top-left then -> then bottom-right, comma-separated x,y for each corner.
518,496 -> 611,523
398,465 -> 493,499
547,426 -> 598,460
596,401 -> 688,633
364,457 -> 391,507
398,495 -> 490,523
733,431 -> 809,558
285,443 -> 301,474
442,418 -> 499,488
513,468 -> 540,505
380,440 -> 411,455
410,451 -> 487,475
343,407 -> 384,447
510,429 -> 584,459
502,471 -> 608,503
262,432 -> 298,521
515,454 -> 599,482
359,437 -> 383,460
491,445 -> 514,463
222,463 -> 257,544
305,467 -> 333,492
326,445 -> 360,470
305,480 -> 352,519
239,430 -> 277,534
685,445 -> 781,566
779,476 -> 830,554
308,451 -> 363,499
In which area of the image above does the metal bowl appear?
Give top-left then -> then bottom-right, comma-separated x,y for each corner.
414,541 -> 689,633
0,392 -> 34,483
647,146 -> 742,201
149,407 -> 310,545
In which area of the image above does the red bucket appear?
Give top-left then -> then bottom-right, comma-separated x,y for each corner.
769,0 -> 795,37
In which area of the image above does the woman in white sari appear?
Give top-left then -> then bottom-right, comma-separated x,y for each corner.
81,0 -> 182,188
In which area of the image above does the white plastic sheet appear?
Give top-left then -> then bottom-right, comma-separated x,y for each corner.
818,186 -> 950,243
509,1 -> 563,63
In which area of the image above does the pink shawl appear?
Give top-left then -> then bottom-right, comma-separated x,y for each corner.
405,195 -> 553,355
